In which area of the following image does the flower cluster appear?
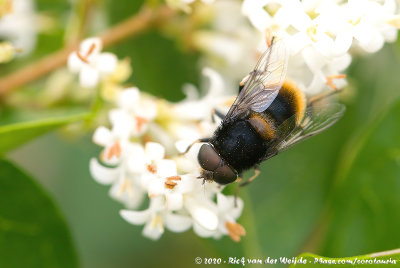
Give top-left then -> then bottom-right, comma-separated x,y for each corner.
241,0 -> 400,94
90,74 -> 245,241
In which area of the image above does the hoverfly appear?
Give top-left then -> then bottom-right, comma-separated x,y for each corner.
190,37 -> 345,188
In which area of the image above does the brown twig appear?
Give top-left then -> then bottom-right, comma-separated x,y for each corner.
0,5 -> 175,96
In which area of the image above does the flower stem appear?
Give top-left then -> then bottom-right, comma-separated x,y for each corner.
0,5 -> 175,96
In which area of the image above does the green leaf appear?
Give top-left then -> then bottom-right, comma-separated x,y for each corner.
318,99 -> 400,256
0,159 -> 78,268
290,249 -> 400,268
0,111 -> 89,155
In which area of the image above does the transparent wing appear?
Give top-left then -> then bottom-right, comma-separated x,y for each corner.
264,103 -> 346,160
223,38 -> 289,123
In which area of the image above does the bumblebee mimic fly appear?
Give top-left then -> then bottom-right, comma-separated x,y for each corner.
191,37 -> 345,187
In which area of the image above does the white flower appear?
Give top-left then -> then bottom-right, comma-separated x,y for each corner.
120,196 -> 192,240
68,37 -> 118,88
0,0 -> 36,55
89,142 -> 147,209
115,87 -> 157,136
214,193 -> 245,241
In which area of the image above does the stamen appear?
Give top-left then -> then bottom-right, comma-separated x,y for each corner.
118,179 -> 133,197
325,74 -> 347,90
107,141 -> 122,160
165,181 -> 177,189
166,176 -> 181,181
307,25 -> 318,42
265,28 -> 272,47
135,116 -> 148,132
85,43 -> 96,58
225,221 -> 246,242
147,164 -> 157,174
76,51 -> 89,64
349,17 -> 361,26
150,215 -> 164,232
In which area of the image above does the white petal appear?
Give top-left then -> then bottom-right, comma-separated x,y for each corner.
135,98 -> 158,120
334,32 -> 353,55
175,140 -> 192,154
301,47 -> 326,73
360,33 -> 384,53
109,176 -> 145,208
156,160 -> 177,178
148,179 -> 165,197
120,209 -> 151,225
331,53 -> 351,72
93,126 -> 113,146
96,52 -> 118,74
79,65 -> 100,88
164,213 -> 192,232
112,185 -> 142,209
149,195 -> 166,210
67,52 -> 83,73
140,173 -> 157,190
306,71 -> 326,94
117,87 -> 140,110
145,142 -> 165,161
242,1 -> 271,31
126,143 -> 146,173
142,220 -> 164,240
230,197 -> 244,220
186,201 -> 218,231
165,192 -> 183,211
203,67 -> 225,99
80,37 -> 102,56
217,193 -> 232,212
193,222 -> 216,237
89,158 -> 119,185
110,110 -> 134,140
126,155 -> 145,174
175,175 -> 197,194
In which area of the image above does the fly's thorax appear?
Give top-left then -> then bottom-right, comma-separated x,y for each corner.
212,120 -> 267,173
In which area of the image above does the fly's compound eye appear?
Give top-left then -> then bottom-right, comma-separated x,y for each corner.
213,164 -> 237,185
198,143 -> 238,185
198,143 -> 221,171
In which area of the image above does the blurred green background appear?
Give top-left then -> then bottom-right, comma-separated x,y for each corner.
1,0 -> 400,267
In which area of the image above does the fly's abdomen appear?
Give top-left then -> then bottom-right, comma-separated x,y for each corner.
246,79 -> 306,144
264,80 -> 306,126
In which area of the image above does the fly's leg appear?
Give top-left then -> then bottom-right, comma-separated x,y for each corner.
239,166 -> 260,188
234,165 -> 260,207
309,75 -> 346,105
180,108 -> 223,155
211,108 -> 225,123
180,138 -> 211,155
